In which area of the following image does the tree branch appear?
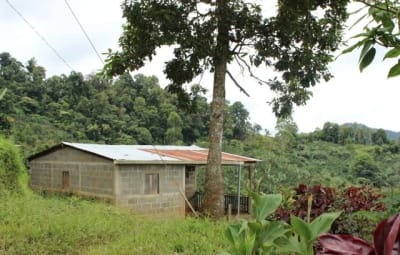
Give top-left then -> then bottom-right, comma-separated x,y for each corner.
226,70 -> 250,97
355,0 -> 398,15
235,55 -> 270,86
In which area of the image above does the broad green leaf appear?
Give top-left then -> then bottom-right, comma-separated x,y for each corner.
248,221 -> 262,233
310,211 -> 341,237
381,14 -> 395,32
250,192 -> 282,222
384,48 -> 400,60
359,47 -> 376,72
291,215 -> 313,241
225,223 -> 244,244
275,234 -> 306,254
388,62 -> 400,78
359,40 -> 373,63
243,233 -> 256,255
256,221 -> 290,246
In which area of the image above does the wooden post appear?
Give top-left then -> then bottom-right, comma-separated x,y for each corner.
227,203 -> 232,221
237,164 -> 242,218
248,164 -> 253,215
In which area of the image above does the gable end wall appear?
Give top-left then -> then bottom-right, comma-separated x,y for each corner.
29,147 -> 114,199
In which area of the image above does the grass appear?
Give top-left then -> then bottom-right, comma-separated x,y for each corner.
0,192 -> 228,254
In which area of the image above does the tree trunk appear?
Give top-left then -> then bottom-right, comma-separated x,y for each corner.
201,0 -> 229,218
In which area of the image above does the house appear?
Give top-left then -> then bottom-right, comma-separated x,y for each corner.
28,142 -> 259,218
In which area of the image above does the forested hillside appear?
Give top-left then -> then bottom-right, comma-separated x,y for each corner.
1,52 -> 400,192
0,52 -> 259,157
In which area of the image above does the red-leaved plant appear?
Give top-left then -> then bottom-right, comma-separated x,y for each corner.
318,214 -> 400,255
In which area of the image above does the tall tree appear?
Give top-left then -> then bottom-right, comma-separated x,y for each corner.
322,122 -> 340,143
103,0 -> 349,217
165,111 -> 184,144
229,101 -> 250,140
372,128 -> 388,145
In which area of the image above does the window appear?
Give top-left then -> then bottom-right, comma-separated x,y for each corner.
62,171 -> 70,189
145,173 -> 159,194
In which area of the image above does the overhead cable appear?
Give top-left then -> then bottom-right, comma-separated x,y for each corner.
5,0 -> 75,71
64,0 -> 105,65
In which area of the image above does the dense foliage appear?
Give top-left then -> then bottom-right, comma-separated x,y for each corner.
274,184 -> 387,240
0,136 -> 27,193
0,52 -> 260,158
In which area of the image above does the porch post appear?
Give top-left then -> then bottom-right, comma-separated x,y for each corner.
237,163 -> 242,217
248,164 -> 253,215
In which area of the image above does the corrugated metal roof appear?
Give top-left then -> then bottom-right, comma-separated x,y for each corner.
63,142 -> 184,161
30,142 -> 260,165
142,149 -> 258,163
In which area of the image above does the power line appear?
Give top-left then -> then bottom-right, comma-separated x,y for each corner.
5,0 -> 75,71
64,0 -> 105,65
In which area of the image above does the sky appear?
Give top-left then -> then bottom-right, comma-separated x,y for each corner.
1,0 -> 399,134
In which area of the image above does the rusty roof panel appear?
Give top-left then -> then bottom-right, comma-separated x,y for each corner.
142,149 -> 258,163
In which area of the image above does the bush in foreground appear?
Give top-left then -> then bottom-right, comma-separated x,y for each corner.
0,136 -> 28,193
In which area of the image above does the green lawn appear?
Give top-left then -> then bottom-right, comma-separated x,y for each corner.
0,192 -> 228,254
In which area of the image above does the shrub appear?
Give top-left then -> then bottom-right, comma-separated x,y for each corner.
0,136 -> 28,193
275,184 -> 386,240
275,184 -> 338,222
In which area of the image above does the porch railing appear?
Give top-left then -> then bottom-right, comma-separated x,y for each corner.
189,192 -> 249,213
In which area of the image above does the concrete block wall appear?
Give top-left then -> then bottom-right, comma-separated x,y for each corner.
29,162 -> 52,187
80,164 -> 113,196
116,164 -> 186,218
116,193 -> 185,219
29,147 -> 114,198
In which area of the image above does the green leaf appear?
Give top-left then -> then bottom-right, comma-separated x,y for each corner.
359,47 -> 376,72
243,234 -> 256,255
384,48 -> 400,60
0,88 -> 7,100
275,234 -> 305,254
250,192 -> 282,222
348,13 -> 367,30
310,211 -> 341,237
291,215 -> 313,241
341,40 -> 365,54
225,223 -> 244,245
359,41 -> 373,63
388,62 -> 400,78
256,221 -> 290,246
